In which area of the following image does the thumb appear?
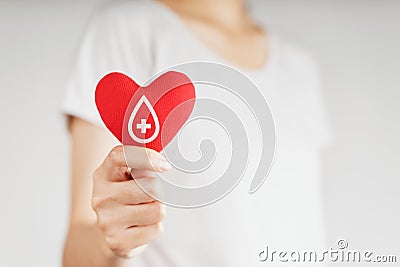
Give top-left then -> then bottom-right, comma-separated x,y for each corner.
124,146 -> 171,172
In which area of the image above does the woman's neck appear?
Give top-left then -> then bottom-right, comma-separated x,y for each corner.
160,0 -> 250,30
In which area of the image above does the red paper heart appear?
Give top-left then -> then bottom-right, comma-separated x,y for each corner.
95,71 -> 196,152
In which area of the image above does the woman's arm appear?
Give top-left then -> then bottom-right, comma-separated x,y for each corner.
63,117 -> 168,267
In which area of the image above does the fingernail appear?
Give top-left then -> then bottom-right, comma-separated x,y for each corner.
159,159 -> 171,171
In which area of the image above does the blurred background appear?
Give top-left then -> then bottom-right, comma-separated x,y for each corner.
0,0 -> 399,266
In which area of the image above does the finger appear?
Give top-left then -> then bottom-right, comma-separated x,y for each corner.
104,146 -> 127,169
108,223 -> 163,256
94,165 -> 131,184
129,169 -> 156,179
124,146 -> 171,172
96,201 -> 165,232
112,178 -> 159,204
100,146 -> 131,182
118,202 -> 166,227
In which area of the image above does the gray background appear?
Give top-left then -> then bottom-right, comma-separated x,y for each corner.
0,0 -> 398,266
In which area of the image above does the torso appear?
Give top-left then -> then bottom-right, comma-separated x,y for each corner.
80,1 -> 331,265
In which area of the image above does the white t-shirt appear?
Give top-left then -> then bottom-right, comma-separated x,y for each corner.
62,1 -> 332,266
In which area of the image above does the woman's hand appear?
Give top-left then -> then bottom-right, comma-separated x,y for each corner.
92,145 -> 171,258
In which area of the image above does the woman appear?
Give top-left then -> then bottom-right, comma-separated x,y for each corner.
62,0 -> 331,266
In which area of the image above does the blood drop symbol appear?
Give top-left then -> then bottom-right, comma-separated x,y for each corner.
127,95 -> 160,144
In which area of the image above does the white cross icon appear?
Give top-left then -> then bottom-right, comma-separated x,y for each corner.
136,118 -> 152,134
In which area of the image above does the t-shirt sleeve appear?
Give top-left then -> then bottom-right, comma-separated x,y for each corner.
61,5 -> 153,127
